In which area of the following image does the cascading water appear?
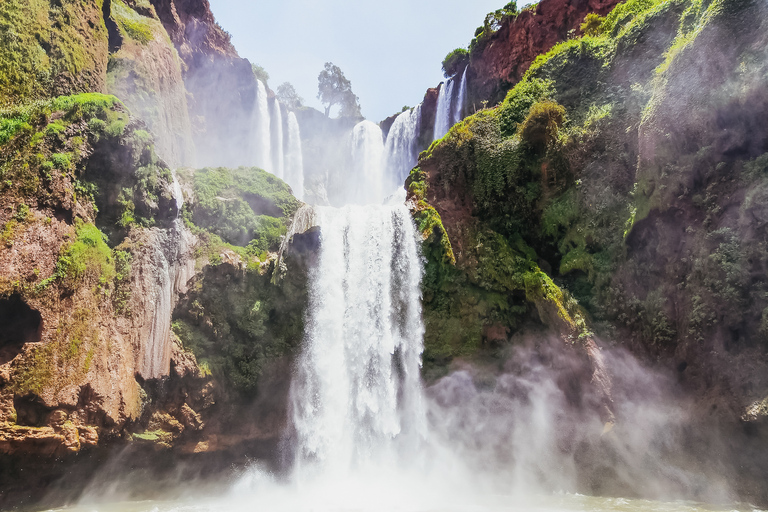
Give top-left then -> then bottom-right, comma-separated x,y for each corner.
384,105 -> 422,187
285,111 -> 305,200
433,78 -> 455,140
289,200 -> 427,480
271,99 -> 285,179
346,120 -> 385,205
254,80 -> 271,170
454,66 -> 468,124
138,171 -> 195,379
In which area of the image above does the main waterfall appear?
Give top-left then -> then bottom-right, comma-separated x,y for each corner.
290,202 -> 426,478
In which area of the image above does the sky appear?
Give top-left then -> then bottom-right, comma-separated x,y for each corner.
208,0 -> 533,122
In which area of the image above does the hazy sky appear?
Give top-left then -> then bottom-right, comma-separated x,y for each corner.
208,0 -> 533,122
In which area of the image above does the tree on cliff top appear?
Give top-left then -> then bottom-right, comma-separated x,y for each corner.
317,62 -> 361,118
277,82 -> 303,110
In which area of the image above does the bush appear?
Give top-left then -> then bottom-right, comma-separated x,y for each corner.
442,48 -> 469,78
581,13 -> 606,36
519,100 -> 566,151
498,78 -> 555,135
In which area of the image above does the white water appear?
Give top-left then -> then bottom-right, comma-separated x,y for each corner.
285,111 -> 304,200
454,66 -> 468,124
138,172 -> 195,379
270,99 -> 285,179
433,78 -> 455,140
253,80 -> 271,171
289,201 -> 426,480
346,120 -> 385,205
384,105 -> 422,187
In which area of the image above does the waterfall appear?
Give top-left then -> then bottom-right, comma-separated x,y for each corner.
383,105 -> 422,187
253,80 -> 272,171
453,66 -> 468,125
271,99 -> 285,179
138,171 -> 195,379
433,79 -> 455,141
290,201 -> 426,478
347,120 -> 385,205
285,111 -> 305,200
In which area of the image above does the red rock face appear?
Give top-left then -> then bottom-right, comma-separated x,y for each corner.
149,0 -> 238,63
469,0 -> 621,107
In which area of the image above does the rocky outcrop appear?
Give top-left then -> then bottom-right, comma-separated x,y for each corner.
148,0 -> 259,167
106,0 -> 196,168
466,0 -> 622,106
409,0 -> 768,503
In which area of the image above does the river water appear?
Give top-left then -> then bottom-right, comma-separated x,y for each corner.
46,493 -> 764,512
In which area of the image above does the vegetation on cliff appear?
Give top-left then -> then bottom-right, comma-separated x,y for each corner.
0,0 -> 109,107
170,165 -> 306,395
413,0 -> 768,417
0,92 -> 177,417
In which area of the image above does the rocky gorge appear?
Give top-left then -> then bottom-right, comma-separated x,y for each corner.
0,0 -> 767,509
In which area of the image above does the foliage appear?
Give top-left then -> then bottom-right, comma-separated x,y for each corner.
251,63 -> 269,87
519,100 -> 566,151
469,2 -> 519,57
581,13 -> 606,36
172,252 -> 308,394
0,0 -> 108,106
498,78 -> 555,136
317,62 -> 361,118
187,166 -> 298,248
442,48 -> 469,78
276,82 -> 303,110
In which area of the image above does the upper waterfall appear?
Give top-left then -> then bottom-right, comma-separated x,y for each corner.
433,79 -> 455,140
254,80 -> 271,171
347,120 -> 386,205
271,99 -> 286,180
384,105 -> 422,188
454,66 -> 468,125
286,111 -> 305,200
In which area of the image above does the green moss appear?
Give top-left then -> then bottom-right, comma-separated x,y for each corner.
172,249 -> 308,394
185,166 -> 299,249
0,0 -> 108,106
36,221 -> 116,293
111,0 -> 154,44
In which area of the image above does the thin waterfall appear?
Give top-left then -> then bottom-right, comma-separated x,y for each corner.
383,105 -> 422,187
290,202 -> 426,478
348,120 -> 385,205
254,80 -> 271,171
285,111 -> 304,200
453,66 -> 468,125
433,79 -> 455,140
271,99 -> 285,179
139,171 -> 195,379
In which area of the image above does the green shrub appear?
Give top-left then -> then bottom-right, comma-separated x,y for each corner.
442,48 -> 469,78
55,222 -> 116,288
189,166 -> 299,247
519,100 -> 566,151
498,78 -> 555,136
581,13 -> 606,36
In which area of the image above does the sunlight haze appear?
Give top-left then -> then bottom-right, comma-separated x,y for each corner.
208,0 -> 533,121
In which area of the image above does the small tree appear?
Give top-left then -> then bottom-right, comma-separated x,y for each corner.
251,63 -> 269,86
442,48 -> 469,78
276,82 -> 303,109
317,62 -> 361,118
